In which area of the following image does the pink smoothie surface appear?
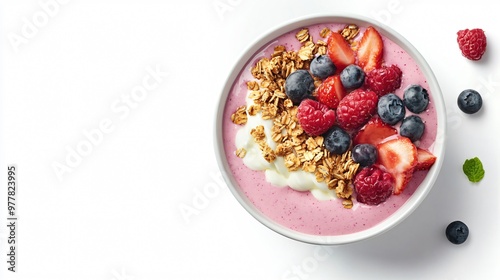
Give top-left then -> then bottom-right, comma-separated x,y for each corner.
222,23 -> 438,236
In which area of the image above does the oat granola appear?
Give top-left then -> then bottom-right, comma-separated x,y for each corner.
231,26 -> 361,208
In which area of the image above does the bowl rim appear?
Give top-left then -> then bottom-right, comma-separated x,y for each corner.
214,13 -> 447,245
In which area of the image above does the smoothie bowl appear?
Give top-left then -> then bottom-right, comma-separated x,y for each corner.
214,14 -> 446,245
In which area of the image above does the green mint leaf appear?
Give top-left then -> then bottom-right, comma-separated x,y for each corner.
462,157 -> 485,183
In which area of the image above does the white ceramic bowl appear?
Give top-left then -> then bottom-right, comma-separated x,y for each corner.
214,14 -> 446,245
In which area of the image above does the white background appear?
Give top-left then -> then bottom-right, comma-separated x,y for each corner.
1,0 -> 499,279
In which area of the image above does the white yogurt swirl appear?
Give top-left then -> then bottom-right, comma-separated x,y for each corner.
235,94 -> 336,200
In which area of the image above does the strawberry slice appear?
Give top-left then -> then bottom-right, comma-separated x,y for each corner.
327,32 -> 356,73
416,148 -> 437,170
316,75 -> 346,109
357,26 -> 384,72
353,116 -> 397,146
377,137 -> 418,195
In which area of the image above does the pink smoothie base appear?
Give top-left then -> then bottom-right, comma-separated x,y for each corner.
216,16 -> 444,243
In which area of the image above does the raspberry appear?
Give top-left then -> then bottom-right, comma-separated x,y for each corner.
297,99 -> 336,136
365,65 -> 402,97
336,89 -> 378,130
457,28 -> 487,61
354,166 -> 394,205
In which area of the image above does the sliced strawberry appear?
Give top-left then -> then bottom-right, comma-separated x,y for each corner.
390,172 -> 412,196
353,116 -> 397,146
416,148 -> 437,170
327,32 -> 356,73
357,26 -> 384,72
316,75 -> 346,109
376,137 -> 418,195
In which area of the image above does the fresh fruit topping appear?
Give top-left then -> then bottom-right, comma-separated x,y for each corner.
353,116 -> 398,146
457,89 -> 482,114
340,64 -> 365,90
457,28 -> 487,61
365,65 -> 402,97
356,26 -> 384,72
377,93 -> 405,125
352,144 -> 378,167
354,166 -> 394,205
336,89 -> 378,130
462,157 -> 485,183
377,137 -> 418,195
446,221 -> 469,245
310,54 -> 337,79
399,115 -> 425,142
297,99 -> 336,136
403,84 -> 429,113
285,69 -> 315,104
326,32 -> 356,72
323,126 -> 351,154
416,148 -> 437,170
316,75 -> 346,109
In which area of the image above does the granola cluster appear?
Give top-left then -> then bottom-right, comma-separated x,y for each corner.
230,25 -> 361,208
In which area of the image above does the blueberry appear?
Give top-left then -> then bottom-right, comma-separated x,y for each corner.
399,115 -> 425,142
446,221 -> 469,245
403,84 -> 429,113
352,144 -> 378,167
340,64 -> 365,90
377,93 -> 406,125
324,126 -> 351,154
457,89 -> 482,114
310,55 -> 336,79
285,70 -> 315,104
